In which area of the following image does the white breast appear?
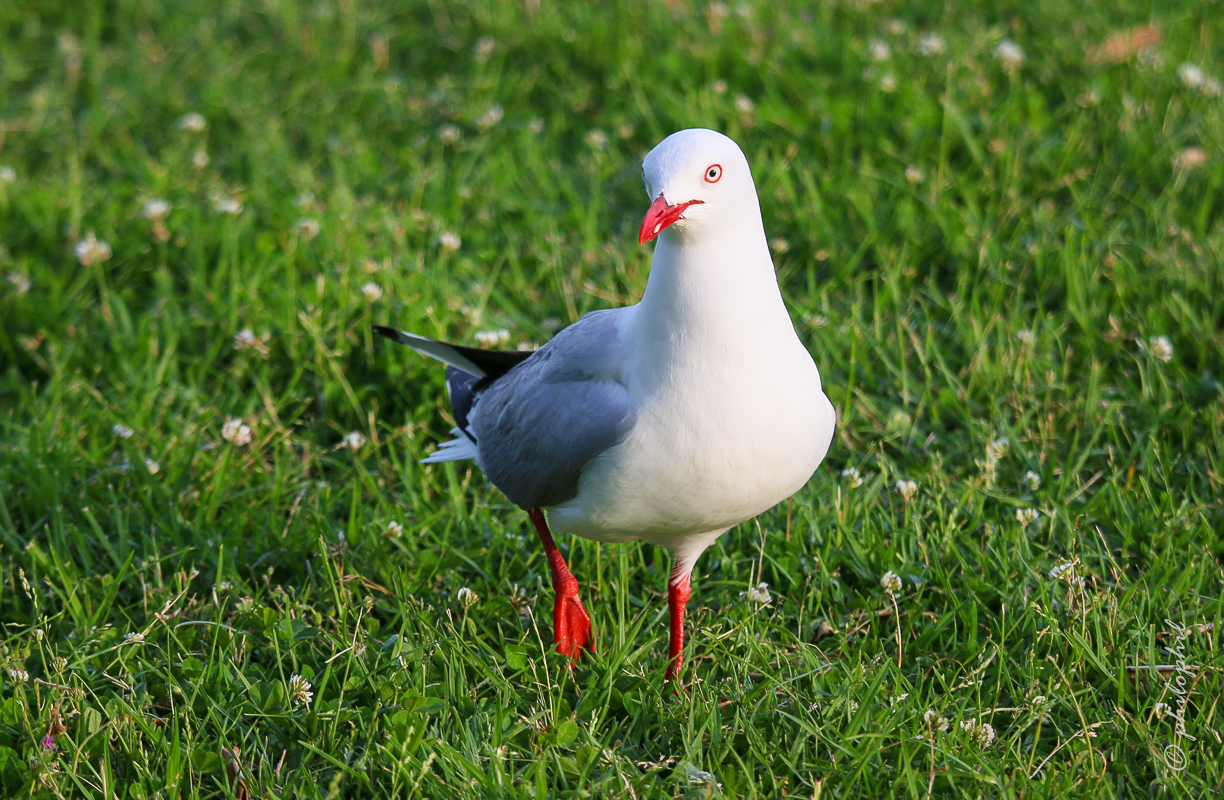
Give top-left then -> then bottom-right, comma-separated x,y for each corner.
549,320 -> 835,541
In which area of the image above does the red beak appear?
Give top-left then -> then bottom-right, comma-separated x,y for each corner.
638,194 -> 704,245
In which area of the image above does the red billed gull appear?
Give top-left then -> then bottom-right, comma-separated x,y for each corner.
375,128 -> 835,683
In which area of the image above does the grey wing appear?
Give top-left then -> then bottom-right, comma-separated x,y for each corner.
470,309 -> 634,509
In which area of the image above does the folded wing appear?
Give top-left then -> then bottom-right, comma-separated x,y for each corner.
375,310 -> 634,509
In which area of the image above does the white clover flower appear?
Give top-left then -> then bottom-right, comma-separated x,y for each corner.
1178,63 -> 1206,90
473,36 -> 496,63
1016,329 -> 1036,345
123,632 -> 145,643
75,231 -> 112,266
1147,336 -> 1173,363
710,79 -> 728,94
0,165 -> 15,183
234,328 -> 271,358
1024,470 -> 1041,490
386,521 -> 404,537
212,194 -> 242,215
905,166 -> 924,184
177,112 -> 207,132
141,198 -> 172,221
475,103 -> 504,131
295,217 -> 320,241
526,118 -> 545,135
868,39 -> 891,61
1048,561 -> 1076,581
734,95 -> 755,114
288,674 -> 313,705
5,272 -> 31,295
879,73 -> 898,92
360,282 -> 383,302
7,668 -> 28,683
293,192 -> 316,210
959,724 -> 998,748
191,149 -> 210,168
113,423 -> 135,439
1154,702 -> 1170,720
883,18 -> 906,35
808,314 -> 828,328
1076,88 -> 1102,108
841,467 -> 864,488
994,40 -> 1026,72
585,129 -> 609,150
769,237 -> 789,253
342,431 -> 366,451
1136,47 -> 1164,71
917,32 -> 946,56
474,329 -> 511,347
880,570 -> 902,595
896,479 -> 918,500
1016,508 -> 1039,529
1172,147 -> 1208,172
221,417 -> 252,446
745,582 -> 772,604
989,437 -> 1010,458
437,231 -> 462,251
144,457 -> 160,474
456,586 -> 478,609
960,719 -> 995,748
924,708 -> 950,733
438,124 -> 461,143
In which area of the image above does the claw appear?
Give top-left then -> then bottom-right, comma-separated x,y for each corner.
554,591 -> 593,657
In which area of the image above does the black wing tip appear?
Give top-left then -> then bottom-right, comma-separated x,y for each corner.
372,325 -> 399,341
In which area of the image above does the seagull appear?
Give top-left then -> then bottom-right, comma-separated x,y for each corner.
375,128 -> 835,683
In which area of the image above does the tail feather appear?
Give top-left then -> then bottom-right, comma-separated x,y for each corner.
445,366 -> 480,435
372,326 -> 489,377
372,326 -> 535,379
420,428 -> 480,464
373,325 -> 537,467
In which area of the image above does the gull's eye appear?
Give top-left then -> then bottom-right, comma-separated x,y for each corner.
704,164 -> 722,183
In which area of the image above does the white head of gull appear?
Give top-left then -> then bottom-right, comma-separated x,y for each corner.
375,128 -> 836,684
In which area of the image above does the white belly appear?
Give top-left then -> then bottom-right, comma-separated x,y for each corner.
548,345 -> 835,542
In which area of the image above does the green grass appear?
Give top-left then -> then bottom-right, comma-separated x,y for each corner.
2,0 -> 1222,796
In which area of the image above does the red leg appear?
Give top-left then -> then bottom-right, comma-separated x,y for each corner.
665,570 -> 692,685
528,508 -> 593,658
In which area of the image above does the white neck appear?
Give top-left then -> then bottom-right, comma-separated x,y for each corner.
633,216 -> 794,352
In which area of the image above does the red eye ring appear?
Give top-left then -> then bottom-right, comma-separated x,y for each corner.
704,164 -> 722,183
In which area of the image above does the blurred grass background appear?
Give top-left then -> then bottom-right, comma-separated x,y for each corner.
0,0 -> 1222,796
